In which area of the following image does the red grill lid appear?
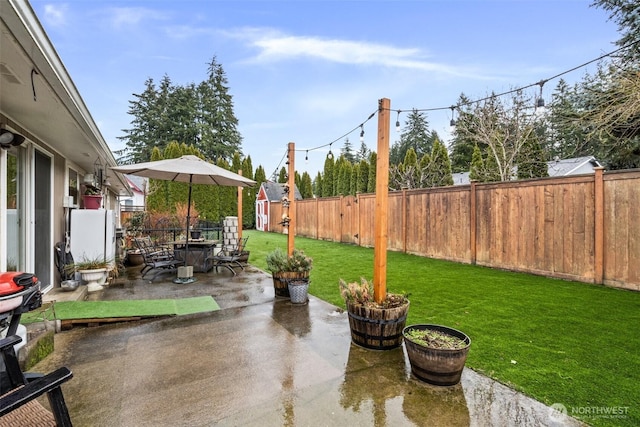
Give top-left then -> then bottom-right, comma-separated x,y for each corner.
0,272 -> 38,297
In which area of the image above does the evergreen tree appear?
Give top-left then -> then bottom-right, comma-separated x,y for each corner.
197,56 -> 242,162
322,156 -> 335,197
428,138 -> 454,187
390,109 -> 435,165
350,163 -> 359,195
357,159 -> 369,193
241,156 -> 255,228
367,152 -> 377,193
300,172 -> 313,199
469,144 -> 484,182
118,57 -> 242,165
341,138 -> 357,163
356,142 -> 371,162
517,128 -> 549,179
448,94 -> 478,172
337,161 -> 352,195
277,167 -> 287,183
313,172 -> 323,197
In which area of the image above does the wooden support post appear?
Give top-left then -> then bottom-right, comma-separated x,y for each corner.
237,169 -> 243,239
594,167 -> 604,284
373,98 -> 390,304
287,142 -> 296,256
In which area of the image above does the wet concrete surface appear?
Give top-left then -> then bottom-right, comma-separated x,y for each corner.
34,266 -> 586,426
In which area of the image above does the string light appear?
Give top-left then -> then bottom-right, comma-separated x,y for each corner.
536,80 -> 546,110
305,150 -> 309,163
286,40 -> 638,167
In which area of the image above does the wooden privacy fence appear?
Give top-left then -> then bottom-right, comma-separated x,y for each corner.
268,168 -> 640,291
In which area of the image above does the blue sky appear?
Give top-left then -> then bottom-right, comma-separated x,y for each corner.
31,0 -> 620,178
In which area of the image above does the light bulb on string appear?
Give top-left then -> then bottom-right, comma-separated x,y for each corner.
396,110 -> 401,132
449,106 -> 457,128
305,150 -> 309,163
359,124 -> 364,143
327,143 -> 334,160
536,80 -> 546,111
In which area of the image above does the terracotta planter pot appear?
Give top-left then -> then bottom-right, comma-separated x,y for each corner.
346,300 -> 409,350
403,324 -> 471,386
83,194 -> 102,209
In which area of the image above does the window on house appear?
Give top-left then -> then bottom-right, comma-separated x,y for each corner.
68,168 -> 79,206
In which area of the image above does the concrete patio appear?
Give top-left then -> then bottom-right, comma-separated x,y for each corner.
32,265 -> 585,426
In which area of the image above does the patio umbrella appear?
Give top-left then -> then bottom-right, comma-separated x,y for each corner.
111,155 -> 256,281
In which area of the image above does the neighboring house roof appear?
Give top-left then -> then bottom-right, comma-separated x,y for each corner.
125,175 -> 148,194
546,156 -> 602,177
258,181 -> 303,202
452,156 -> 602,186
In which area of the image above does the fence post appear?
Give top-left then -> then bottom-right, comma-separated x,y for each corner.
402,188 -> 407,253
594,167 -> 605,284
470,181 -> 477,265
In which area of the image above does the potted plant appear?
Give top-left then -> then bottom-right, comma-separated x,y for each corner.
82,185 -> 102,209
339,278 -> 409,350
65,256 -> 112,292
266,248 -> 312,300
402,324 -> 471,386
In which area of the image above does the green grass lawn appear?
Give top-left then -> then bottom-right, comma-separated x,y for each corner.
245,230 -> 640,427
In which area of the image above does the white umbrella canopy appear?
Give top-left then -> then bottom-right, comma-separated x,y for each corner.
110,155 -> 256,187
111,155 -> 256,280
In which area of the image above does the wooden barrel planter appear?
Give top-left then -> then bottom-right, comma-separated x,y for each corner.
346,300 -> 409,350
272,271 -> 309,298
403,324 -> 471,386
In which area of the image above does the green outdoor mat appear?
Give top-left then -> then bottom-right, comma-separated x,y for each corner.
32,296 -> 220,321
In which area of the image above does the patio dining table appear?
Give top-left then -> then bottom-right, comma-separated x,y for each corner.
169,240 -> 220,273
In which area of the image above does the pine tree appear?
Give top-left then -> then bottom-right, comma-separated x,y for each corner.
197,56 -> 242,162
341,138 -> 357,163
390,109 -> 434,165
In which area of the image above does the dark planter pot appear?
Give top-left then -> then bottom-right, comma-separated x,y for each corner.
190,230 -> 202,240
272,271 -> 309,298
127,252 -> 144,266
346,300 -> 409,350
403,324 -> 471,386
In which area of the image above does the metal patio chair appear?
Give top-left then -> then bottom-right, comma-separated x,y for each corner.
207,237 -> 248,276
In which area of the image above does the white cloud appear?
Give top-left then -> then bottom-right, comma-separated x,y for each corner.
43,3 -> 68,27
222,28 -> 489,79
105,7 -> 168,29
